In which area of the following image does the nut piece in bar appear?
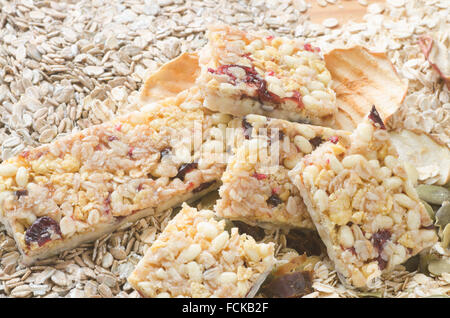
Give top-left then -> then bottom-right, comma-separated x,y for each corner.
215,114 -> 349,230
0,90 -> 230,265
127,203 -> 275,298
197,25 -> 337,125
289,106 -> 438,288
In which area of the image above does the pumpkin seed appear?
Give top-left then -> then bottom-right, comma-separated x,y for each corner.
427,258 -> 450,276
416,185 -> 450,205
419,252 -> 439,274
441,223 -> 450,249
357,291 -> 383,298
421,200 -> 435,221
435,202 -> 450,230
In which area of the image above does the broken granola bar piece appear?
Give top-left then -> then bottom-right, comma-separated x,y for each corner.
215,114 -> 349,229
0,90 -> 231,265
127,203 -> 275,298
289,107 -> 438,288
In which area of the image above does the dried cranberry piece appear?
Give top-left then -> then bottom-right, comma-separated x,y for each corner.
368,105 -> 386,129
212,64 -> 285,106
242,117 -> 253,140
241,53 -> 254,61
328,136 -> 339,144
193,181 -> 216,193
262,271 -> 313,298
348,246 -> 357,256
283,91 -> 304,109
372,229 -> 392,253
104,193 -> 112,214
20,150 -> 30,159
25,216 -> 62,247
267,193 -> 282,207
303,43 -> 320,53
160,147 -> 171,158
252,173 -> 267,180
176,163 -> 198,181
309,136 -> 324,149
15,190 -> 28,198
233,221 -> 265,241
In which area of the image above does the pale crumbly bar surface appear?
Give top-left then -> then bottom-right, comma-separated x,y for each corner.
289,107 -> 438,289
216,114 -> 350,230
0,90 -> 232,265
197,25 -> 337,125
128,203 -> 275,298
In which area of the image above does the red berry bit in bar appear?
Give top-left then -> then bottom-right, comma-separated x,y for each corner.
127,204 -> 275,298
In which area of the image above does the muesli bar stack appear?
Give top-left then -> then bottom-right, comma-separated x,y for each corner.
289,107 -> 438,288
0,90 -> 231,265
215,114 -> 349,229
127,203 -> 275,298
197,25 -> 337,125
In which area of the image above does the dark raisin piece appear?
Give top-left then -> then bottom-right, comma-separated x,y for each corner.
193,181 -> 216,193
176,162 -> 198,181
368,105 -> 386,129
372,229 -> 392,253
286,229 -> 323,256
127,147 -> 134,158
25,216 -> 62,247
242,117 -> 253,140
309,136 -> 324,149
233,221 -> 265,241
267,193 -> 282,207
262,271 -> 313,298
160,147 -> 171,158
15,190 -> 28,198
376,255 -> 388,270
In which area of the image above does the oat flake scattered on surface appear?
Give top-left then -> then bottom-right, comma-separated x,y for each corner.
0,0 -> 448,298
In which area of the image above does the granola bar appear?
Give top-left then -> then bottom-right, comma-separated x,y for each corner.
197,25 -> 337,125
0,91 -> 231,265
127,203 -> 275,298
288,107 -> 438,288
215,114 -> 350,229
